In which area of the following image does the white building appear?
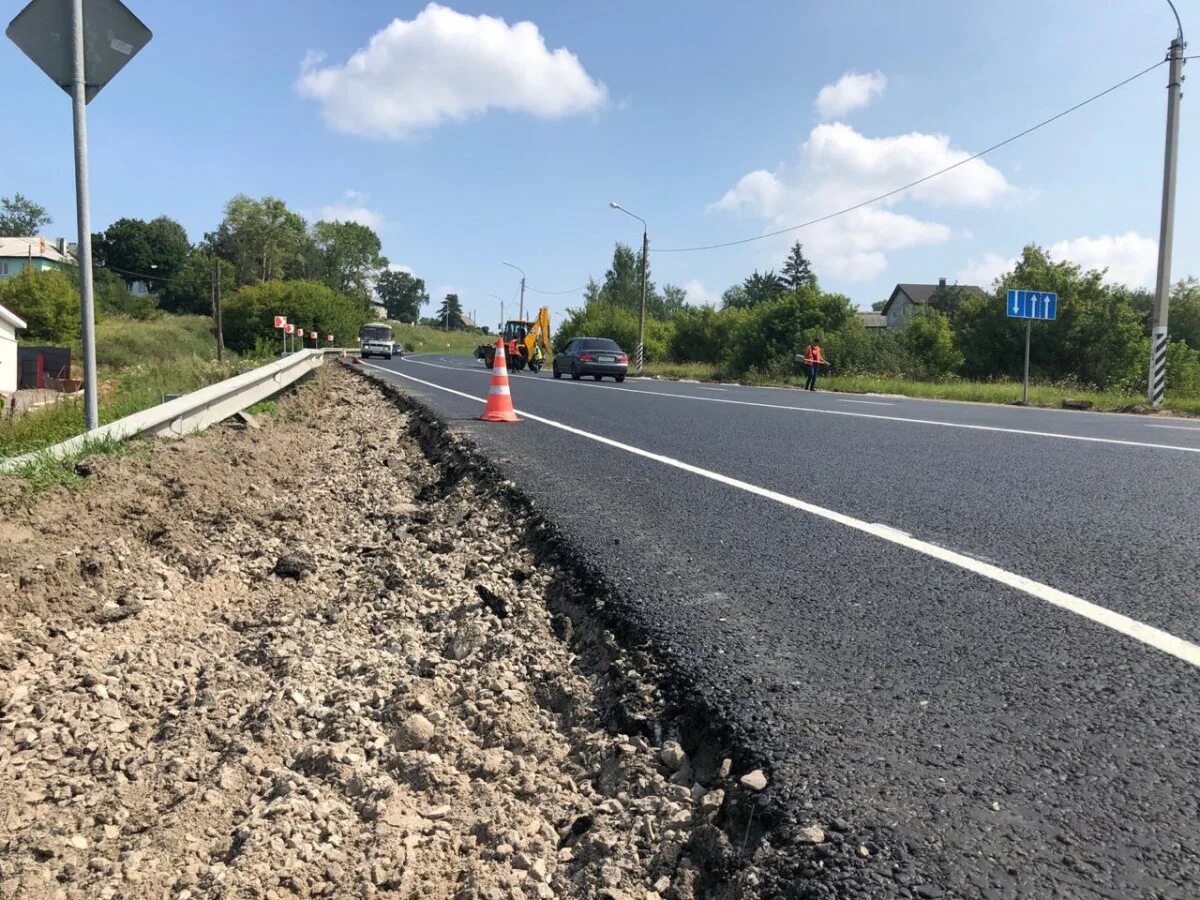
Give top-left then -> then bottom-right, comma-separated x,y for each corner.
0,302 -> 28,396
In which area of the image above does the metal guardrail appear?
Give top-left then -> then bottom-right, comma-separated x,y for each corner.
0,349 -> 337,473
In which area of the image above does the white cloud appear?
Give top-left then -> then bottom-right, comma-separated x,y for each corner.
1049,232 -> 1158,289
682,280 -> 718,307
297,3 -> 607,139
815,71 -> 887,119
956,253 -> 1017,288
316,190 -> 385,229
712,122 -> 1011,281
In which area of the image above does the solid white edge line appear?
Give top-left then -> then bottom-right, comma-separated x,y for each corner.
361,360 -> 1200,671
400,357 -> 1200,455
1146,424 -> 1200,431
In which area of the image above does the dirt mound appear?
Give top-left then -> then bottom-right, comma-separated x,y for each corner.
0,367 -> 755,899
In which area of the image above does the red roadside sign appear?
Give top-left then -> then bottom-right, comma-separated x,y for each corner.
310,331 -> 317,339
326,334 -> 334,342
274,315 -> 286,328
284,323 -> 295,334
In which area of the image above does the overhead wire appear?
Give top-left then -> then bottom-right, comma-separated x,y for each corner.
652,58 -> 1170,253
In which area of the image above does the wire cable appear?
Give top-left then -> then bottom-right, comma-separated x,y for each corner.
526,283 -> 590,295
653,58 -> 1168,253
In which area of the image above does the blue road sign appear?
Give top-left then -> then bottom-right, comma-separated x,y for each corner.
1006,289 -> 1057,321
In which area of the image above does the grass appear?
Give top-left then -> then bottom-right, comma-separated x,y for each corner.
639,362 -> 1200,416
386,322 -> 490,357
244,399 -> 279,416
3,436 -> 145,496
93,314 -> 218,368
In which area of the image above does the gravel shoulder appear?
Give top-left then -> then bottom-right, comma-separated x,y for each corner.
0,366 -> 775,899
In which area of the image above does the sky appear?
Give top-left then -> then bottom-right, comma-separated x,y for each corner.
2,0 -> 1196,326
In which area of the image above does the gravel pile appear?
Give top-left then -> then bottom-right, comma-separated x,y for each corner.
0,366 -> 756,899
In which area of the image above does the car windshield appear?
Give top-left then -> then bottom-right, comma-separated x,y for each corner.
361,327 -> 392,341
579,339 -> 621,352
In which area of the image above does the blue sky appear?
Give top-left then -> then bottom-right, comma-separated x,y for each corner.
3,0 -> 1195,325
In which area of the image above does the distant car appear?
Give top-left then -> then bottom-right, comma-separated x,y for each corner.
552,337 -> 629,382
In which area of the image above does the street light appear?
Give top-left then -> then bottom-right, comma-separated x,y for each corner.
488,293 -> 507,332
609,202 -> 648,375
502,261 -> 526,321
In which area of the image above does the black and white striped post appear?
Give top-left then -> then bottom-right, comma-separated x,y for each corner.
1147,28 -> 1185,406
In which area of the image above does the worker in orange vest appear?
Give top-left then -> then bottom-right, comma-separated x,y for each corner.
803,339 -> 827,391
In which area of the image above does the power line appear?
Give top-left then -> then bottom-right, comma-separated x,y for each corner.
527,283 -> 590,295
653,58 -> 1168,254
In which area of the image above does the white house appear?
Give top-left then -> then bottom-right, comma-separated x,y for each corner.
0,302 -> 28,396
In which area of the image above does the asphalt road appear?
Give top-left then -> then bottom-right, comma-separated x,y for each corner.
359,354 -> 1200,899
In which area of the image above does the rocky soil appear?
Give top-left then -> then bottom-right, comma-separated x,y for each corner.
0,366 -> 765,899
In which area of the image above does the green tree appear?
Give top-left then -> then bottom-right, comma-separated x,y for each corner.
160,252 -> 236,315
377,269 -> 429,322
871,299 -> 887,312
660,284 -> 689,318
222,280 -> 371,353
723,271 -> 785,310
0,269 -> 79,342
901,307 -> 963,377
93,216 -> 190,291
726,286 -> 854,375
204,195 -> 312,285
721,284 -> 748,310
780,241 -> 817,291
312,220 -> 387,301
0,193 -> 52,237
93,267 -> 158,320
435,293 -> 465,329
1169,277 -> 1200,352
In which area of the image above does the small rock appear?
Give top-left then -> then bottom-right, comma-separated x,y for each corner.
95,601 -> 143,625
857,844 -> 871,858
273,552 -> 315,580
797,824 -> 825,845
104,825 -> 120,840
393,713 -> 435,750
739,769 -> 768,791
992,801 -> 1002,812
68,835 -> 88,850
660,741 -> 687,771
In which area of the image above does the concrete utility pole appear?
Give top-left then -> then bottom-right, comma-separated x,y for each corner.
503,262 -> 526,321
1149,20 -> 1186,406
610,202 -> 648,374
70,0 -> 98,429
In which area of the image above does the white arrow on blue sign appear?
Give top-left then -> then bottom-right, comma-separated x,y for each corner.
1006,289 -> 1057,321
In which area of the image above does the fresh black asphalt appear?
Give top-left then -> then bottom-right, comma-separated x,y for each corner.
359,354 -> 1200,899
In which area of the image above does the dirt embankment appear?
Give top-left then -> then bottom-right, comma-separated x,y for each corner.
0,366 -> 764,899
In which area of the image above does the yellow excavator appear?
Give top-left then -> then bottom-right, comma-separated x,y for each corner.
475,307 -> 551,373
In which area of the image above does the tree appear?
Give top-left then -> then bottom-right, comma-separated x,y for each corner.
160,252 -> 236,315
928,283 -> 972,319
901,307 -> 963,377
1169,277 -> 1200,353
0,269 -> 79,342
781,242 -> 817,291
436,293 -> 465,329
312,220 -> 387,302
721,284 -> 749,310
871,299 -> 888,312
660,284 -> 689,317
222,280 -> 371,354
203,195 -> 311,285
0,193 -> 52,237
93,216 -> 190,291
376,269 -> 429,322
740,270 -> 787,308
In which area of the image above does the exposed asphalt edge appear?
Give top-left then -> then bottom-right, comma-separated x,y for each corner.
344,362 -> 800,893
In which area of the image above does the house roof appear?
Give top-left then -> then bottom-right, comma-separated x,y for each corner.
856,311 -> 887,328
0,302 -> 28,332
0,236 -> 75,264
882,282 -> 986,316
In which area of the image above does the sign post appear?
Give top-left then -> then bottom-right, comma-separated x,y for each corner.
1006,289 -> 1058,404
7,0 -> 152,430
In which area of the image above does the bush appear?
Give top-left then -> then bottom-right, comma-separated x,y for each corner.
901,307 -> 963,377
93,315 -> 216,368
222,280 -> 372,354
0,268 -> 80,343
725,288 -> 854,375
553,301 -> 673,362
1166,339 -> 1200,395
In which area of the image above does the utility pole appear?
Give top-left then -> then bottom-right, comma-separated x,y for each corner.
71,0 -> 98,430
503,262 -> 526,321
638,227 -> 648,375
1148,32 -> 1186,406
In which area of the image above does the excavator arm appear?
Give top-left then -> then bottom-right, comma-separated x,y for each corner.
523,307 -> 551,360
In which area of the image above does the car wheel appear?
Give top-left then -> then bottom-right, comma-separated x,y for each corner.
553,366 -> 562,379
571,365 -> 581,381
616,375 -> 625,383
594,374 -> 603,381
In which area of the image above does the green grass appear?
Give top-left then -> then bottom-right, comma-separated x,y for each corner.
244,399 -> 279,416
4,436 -> 145,496
386,322 -> 490,357
93,314 -> 219,368
639,362 -> 1200,416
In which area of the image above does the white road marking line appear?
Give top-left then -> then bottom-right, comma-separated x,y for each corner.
1146,424 -> 1200,431
398,357 -> 1200,455
836,398 -> 896,406
361,361 -> 1200,671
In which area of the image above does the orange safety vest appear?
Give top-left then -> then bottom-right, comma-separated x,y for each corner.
804,345 -> 826,365
508,339 -> 521,358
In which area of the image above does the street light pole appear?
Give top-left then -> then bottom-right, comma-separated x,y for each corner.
503,262 -> 526,321
1148,18 -> 1186,406
488,293 -> 507,332
610,202 -> 648,375
71,0 -> 98,429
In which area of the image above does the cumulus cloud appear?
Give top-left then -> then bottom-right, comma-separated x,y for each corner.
955,253 -> 1017,288
317,190 -> 385,229
815,71 -> 887,119
712,122 -> 1011,281
682,280 -> 718,307
297,3 -> 607,139
1049,232 -> 1157,289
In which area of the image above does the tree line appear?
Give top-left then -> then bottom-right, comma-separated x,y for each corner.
555,240 -> 1200,395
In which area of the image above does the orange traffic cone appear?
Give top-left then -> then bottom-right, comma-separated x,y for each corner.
480,338 -> 519,423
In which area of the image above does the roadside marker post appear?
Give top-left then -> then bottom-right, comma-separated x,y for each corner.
275,315 -> 287,355
7,0 -> 152,430
1006,289 -> 1058,404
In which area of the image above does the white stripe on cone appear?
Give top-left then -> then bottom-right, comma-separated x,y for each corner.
489,386 -> 511,395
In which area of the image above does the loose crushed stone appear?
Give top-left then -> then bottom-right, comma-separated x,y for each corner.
0,366 -> 760,899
